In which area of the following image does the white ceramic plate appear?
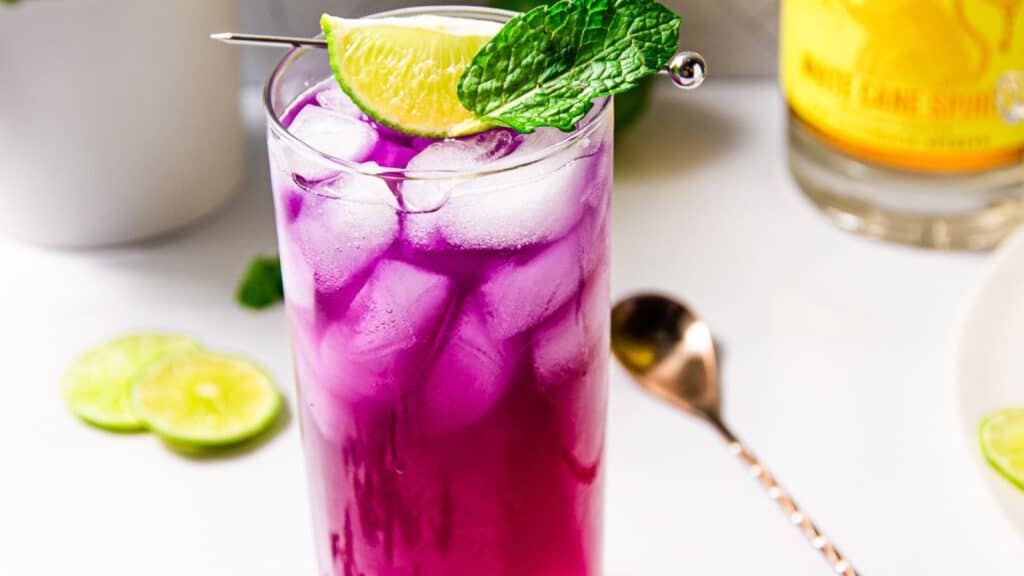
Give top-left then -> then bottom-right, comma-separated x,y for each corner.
956,230 -> 1024,537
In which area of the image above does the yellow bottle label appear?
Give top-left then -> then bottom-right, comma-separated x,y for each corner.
781,0 -> 1024,172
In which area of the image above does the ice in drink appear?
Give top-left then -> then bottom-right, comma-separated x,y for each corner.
269,73 -> 612,576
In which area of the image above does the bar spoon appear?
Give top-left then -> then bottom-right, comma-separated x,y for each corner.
610,294 -> 858,575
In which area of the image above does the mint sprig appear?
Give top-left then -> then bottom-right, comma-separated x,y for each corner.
458,0 -> 681,132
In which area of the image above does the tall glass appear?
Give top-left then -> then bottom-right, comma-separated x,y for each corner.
264,7 -> 612,575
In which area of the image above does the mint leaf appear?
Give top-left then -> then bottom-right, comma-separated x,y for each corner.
236,256 -> 284,310
458,0 -> 680,132
488,0 -> 656,132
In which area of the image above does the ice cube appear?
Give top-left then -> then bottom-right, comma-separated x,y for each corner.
588,142 -> 613,210
275,105 -> 379,182
290,106 -> 378,161
336,260 -> 453,359
317,260 -> 454,402
288,309 -> 349,443
477,231 -> 584,338
303,379 -> 350,445
400,130 -> 517,214
533,268 -> 609,471
279,235 -> 316,310
419,310 -> 522,434
577,209 -> 610,279
287,179 -> 399,292
288,307 -> 323,381
315,169 -> 401,208
531,265 -> 609,387
403,128 -> 590,249
413,130 -> 520,169
315,83 -> 363,117
552,353 -> 608,478
531,301 -> 588,386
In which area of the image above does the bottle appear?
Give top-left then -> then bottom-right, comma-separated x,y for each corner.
781,0 -> 1024,250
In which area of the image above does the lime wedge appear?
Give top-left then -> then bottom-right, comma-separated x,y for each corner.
979,408 -> 1024,491
62,334 -> 201,432
321,13 -> 500,137
132,351 -> 281,448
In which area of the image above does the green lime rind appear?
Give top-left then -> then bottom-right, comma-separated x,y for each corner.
979,408 -> 1024,492
131,351 -> 282,448
61,334 -> 202,432
321,14 -> 495,138
321,16 -> 390,133
321,20 -> 381,131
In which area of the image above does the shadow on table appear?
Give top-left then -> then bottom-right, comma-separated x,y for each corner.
615,92 -> 742,182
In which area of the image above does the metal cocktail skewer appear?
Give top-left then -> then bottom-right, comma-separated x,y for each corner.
210,32 -> 707,90
211,33 -> 328,49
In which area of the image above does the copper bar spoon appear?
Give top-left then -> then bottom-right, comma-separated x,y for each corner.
610,294 -> 858,575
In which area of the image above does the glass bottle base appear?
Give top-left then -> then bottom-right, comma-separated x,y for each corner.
787,113 -> 1024,251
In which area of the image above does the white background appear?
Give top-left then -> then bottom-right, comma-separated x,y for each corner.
2,80 -> 1022,574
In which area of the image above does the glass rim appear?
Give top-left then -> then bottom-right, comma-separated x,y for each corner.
263,5 -> 612,182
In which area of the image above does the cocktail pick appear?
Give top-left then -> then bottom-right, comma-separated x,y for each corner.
210,32 -> 706,90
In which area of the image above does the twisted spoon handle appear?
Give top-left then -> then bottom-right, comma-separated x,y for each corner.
712,420 -> 858,576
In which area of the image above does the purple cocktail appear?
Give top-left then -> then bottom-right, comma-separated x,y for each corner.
265,7 -> 612,575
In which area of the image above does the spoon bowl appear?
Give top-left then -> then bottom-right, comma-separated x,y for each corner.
611,294 -> 720,419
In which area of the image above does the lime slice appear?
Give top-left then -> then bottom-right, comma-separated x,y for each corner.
132,351 -> 281,448
979,408 -> 1024,491
321,13 -> 500,137
62,334 -> 201,431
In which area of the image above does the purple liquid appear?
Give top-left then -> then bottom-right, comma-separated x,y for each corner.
271,79 -> 613,576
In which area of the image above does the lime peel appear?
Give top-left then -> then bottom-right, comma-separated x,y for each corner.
979,407 -> 1024,491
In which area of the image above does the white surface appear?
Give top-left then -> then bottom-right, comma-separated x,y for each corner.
0,0 -> 243,246
2,81 -> 1023,575
956,230 -> 1024,540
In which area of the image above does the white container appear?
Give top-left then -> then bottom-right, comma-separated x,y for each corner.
0,0 -> 243,247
